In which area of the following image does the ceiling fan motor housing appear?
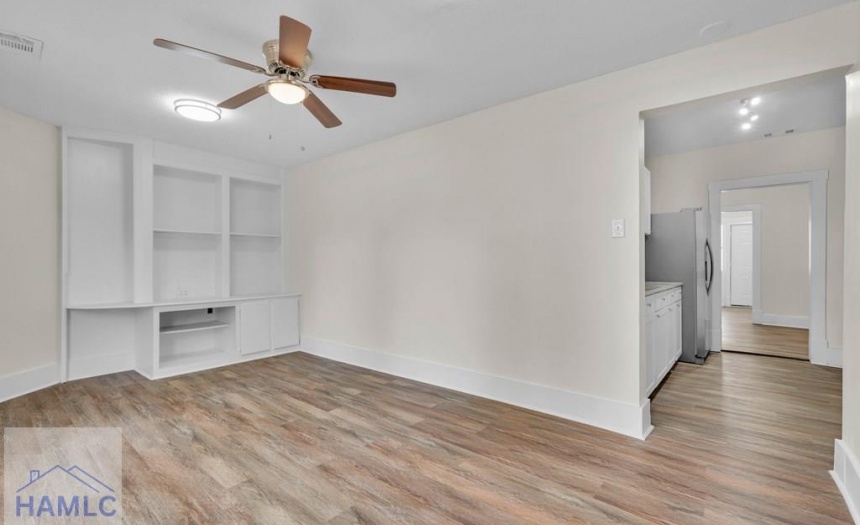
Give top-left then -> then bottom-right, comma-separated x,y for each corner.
262,39 -> 311,77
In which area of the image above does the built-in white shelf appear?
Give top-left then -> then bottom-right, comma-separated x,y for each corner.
154,228 -> 221,236
66,292 -> 300,310
231,178 -> 281,237
160,320 -> 229,335
154,165 -> 221,234
230,232 -> 281,238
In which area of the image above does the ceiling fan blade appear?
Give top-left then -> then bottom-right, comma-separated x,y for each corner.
311,75 -> 396,97
304,92 -> 342,128
279,16 -> 312,68
218,84 -> 268,109
153,38 -> 267,75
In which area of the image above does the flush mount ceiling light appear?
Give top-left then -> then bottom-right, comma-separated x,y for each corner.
741,122 -> 752,131
750,114 -> 759,122
174,99 -> 221,122
750,96 -> 762,106
739,107 -> 750,116
266,79 -> 308,105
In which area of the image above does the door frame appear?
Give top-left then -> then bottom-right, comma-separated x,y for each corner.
721,205 -> 761,316
708,170 -> 838,367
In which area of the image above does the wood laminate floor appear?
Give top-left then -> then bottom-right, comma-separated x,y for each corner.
722,306 -> 809,360
0,352 -> 848,524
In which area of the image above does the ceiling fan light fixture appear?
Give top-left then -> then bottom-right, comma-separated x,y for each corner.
267,80 -> 308,105
174,99 -> 221,122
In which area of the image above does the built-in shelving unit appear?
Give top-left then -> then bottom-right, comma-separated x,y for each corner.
62,129 -> 299,382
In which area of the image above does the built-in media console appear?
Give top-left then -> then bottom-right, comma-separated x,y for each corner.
62,129 -> 300,381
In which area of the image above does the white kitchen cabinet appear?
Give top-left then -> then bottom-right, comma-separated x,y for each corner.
645,286 -> 682,396
239,300 -> 273,355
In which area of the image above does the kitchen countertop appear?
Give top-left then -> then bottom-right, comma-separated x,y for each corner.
645,282 -> 683,296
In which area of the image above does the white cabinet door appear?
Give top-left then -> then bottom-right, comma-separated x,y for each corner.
239,300 -> 271,355
641,166 -> 652,236
271,297 -> 300,349
657,306 -> 671,377
646,313 -> 657,393
674,300 -> 683,361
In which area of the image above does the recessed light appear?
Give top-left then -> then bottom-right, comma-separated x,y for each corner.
174,99 -> 221,122
750,114 -> 759,122
739,107 -> 750,116
750,96 -> 762,106
741,122 -> 752,131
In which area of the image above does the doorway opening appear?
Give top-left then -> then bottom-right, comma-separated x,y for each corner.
642,68 -> 847,372
719,193 -> 810,361
710,172 -> 833,364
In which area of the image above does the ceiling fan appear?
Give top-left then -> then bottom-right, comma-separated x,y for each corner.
154,15 -> 397,128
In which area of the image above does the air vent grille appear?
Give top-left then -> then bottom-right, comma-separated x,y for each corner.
0,31 -> 43,59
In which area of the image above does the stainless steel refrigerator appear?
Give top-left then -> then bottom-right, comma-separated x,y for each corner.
645,209 -> 714,364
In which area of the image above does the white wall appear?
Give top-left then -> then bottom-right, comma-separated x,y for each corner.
285,4 -> 860,435
839,70 -> 860,505
648,127 -> 844,345
0,107 -> 60,377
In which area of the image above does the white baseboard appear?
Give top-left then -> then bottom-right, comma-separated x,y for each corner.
832,439 -> 860,524
68,353 -> 135,381
0,363 -> 59,403
301,337 -> 651,440
813,345 -> 843,368
759,313 -> 809,329
752,309 -> 764,324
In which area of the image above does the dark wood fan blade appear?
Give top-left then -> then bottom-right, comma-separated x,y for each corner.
279,16 -> 312,68
218,84 -> 268,109
153,39 -> 267,74
311,75 -> 396,97
303,92 -> 342,128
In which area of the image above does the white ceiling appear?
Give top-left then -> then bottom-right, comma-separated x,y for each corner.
0,0 -> 852,169
645,73 -> 847,157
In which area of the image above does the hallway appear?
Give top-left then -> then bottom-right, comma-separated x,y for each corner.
721,306 -> 809,360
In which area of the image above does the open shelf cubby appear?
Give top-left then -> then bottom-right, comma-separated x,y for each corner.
154,165 -> 222,235
158,307 -> 236,371
153,232 -> 223,302
230,178 -> 281,236
66,137 -> 135,306
231,235 -> 282,296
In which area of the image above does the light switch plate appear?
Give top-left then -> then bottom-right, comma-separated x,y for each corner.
612,219 -> 625,238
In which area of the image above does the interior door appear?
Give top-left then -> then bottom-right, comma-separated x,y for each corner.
730,224 -> 753,306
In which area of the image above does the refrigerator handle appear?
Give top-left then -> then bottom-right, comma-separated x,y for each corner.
705,240 -> 714,294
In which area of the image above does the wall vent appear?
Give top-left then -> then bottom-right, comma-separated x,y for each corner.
785,129 -> 795,135
0,31 -> 43,59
